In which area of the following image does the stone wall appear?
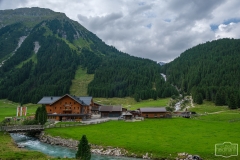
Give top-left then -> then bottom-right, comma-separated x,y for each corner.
38,132 -> 141,158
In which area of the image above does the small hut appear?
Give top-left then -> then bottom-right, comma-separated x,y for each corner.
123,112 -> 133,120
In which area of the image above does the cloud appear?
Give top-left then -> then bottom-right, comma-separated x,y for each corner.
215,22 -> 240,39
78,12 -> 123,31
0,0 -> 240,62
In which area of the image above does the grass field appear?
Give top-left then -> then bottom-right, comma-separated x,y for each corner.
189,101 -> 229,114
94,97 -> 170,110
69,67 -> 94,96
45,112 -> 240,160
0,99 -> 41,121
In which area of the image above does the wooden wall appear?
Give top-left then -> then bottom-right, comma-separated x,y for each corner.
141,112 -> 169,118
46,96 -> 91,115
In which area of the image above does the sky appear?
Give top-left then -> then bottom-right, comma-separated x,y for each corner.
1,0 -> 240,62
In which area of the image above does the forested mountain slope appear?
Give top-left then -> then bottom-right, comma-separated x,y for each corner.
162,38 -> 240,108
0,7 -> 177,104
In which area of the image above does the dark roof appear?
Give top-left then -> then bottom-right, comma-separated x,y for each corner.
37,94 -> 92,106
124,112 -> 132,116
139,107 -> 167,113
78,97 -> 92,105
37,96 -> 60,104
99,105 -> 122,112
47,114 -> 89,116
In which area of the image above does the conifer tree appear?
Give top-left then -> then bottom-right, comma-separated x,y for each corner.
76,135 -> 91,160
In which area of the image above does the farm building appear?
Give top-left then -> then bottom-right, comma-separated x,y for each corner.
123,112 -> 133,120
38,94 -> 97,121
99,105 -> 122,118
139,107 -> 171,118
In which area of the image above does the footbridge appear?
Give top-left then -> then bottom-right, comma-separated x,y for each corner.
1,125 -> 44,133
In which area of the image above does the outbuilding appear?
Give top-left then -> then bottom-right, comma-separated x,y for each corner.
99,105 -> 122,118
139,107 -> 171,118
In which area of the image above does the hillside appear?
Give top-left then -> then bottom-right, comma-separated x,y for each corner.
162,38 -> 240,108
0,7 -> 177,104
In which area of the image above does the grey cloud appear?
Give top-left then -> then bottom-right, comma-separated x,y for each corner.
77,12 -> 123,31
1,0 -> 240,62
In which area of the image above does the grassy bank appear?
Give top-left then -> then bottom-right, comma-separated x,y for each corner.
94,97 -> 170,110
0,99 -> 40,121
0,132 -> 48,159
45,111 -> 240,160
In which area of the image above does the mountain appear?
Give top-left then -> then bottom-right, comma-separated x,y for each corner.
158,62 -> 166,66
162,38 -> 240,108
0,7 -> 178,104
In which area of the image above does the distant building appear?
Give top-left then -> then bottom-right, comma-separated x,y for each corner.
123,112 -> 133,120
99,105 -> 122,118
139,107 -> 171,118
38,94 -> 97,121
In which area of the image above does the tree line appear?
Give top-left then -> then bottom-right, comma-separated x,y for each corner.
162,38 -> 240,109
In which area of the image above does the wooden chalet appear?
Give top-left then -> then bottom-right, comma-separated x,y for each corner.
38,94 -> 94,121
99,105 -> 122,118
139,107 -> 171,118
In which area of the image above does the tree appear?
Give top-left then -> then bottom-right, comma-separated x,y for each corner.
194,93 -> 203,105
76,135 -> 91,160
228,94 -> 237,109
35,105 -> 47,125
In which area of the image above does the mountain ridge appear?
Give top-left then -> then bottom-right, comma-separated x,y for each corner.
0,7 -> 174,104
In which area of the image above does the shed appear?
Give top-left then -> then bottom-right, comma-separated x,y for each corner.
123,112 -> 133,120
139,107 -> 171,118
99,105 -> 122,118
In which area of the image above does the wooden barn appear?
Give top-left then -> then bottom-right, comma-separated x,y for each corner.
99,105 -> 122,118
38,94 -> 95,121
139,107 -> 171,118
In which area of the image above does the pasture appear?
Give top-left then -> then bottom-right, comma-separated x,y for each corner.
45,111 -> 240,160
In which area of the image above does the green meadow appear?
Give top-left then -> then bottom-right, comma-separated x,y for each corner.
45,110 -> 240,160
0,99 -> 41,121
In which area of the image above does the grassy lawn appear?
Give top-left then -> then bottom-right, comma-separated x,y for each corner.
0,99 -> 19,121
45,112 -> 240,159
69,67 -> 94,96
189,100 -> 229,114
0,99 -> 41,121
0,132 -> 48,159
94,97 -> 170,110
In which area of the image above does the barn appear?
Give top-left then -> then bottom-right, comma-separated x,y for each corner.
139,107 -> 171,118
99,105 -> 122,118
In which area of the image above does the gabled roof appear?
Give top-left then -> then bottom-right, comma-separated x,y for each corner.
78,97 -> 92,105
37,94 -> 92,106
139,107 -> 167,112
37,96 -> 61,104
99,105 -> 122,112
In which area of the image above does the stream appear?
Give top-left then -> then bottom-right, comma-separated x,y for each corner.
10,133 -> 141,160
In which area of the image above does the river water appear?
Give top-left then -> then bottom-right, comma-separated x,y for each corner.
10,133 -> 141,160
